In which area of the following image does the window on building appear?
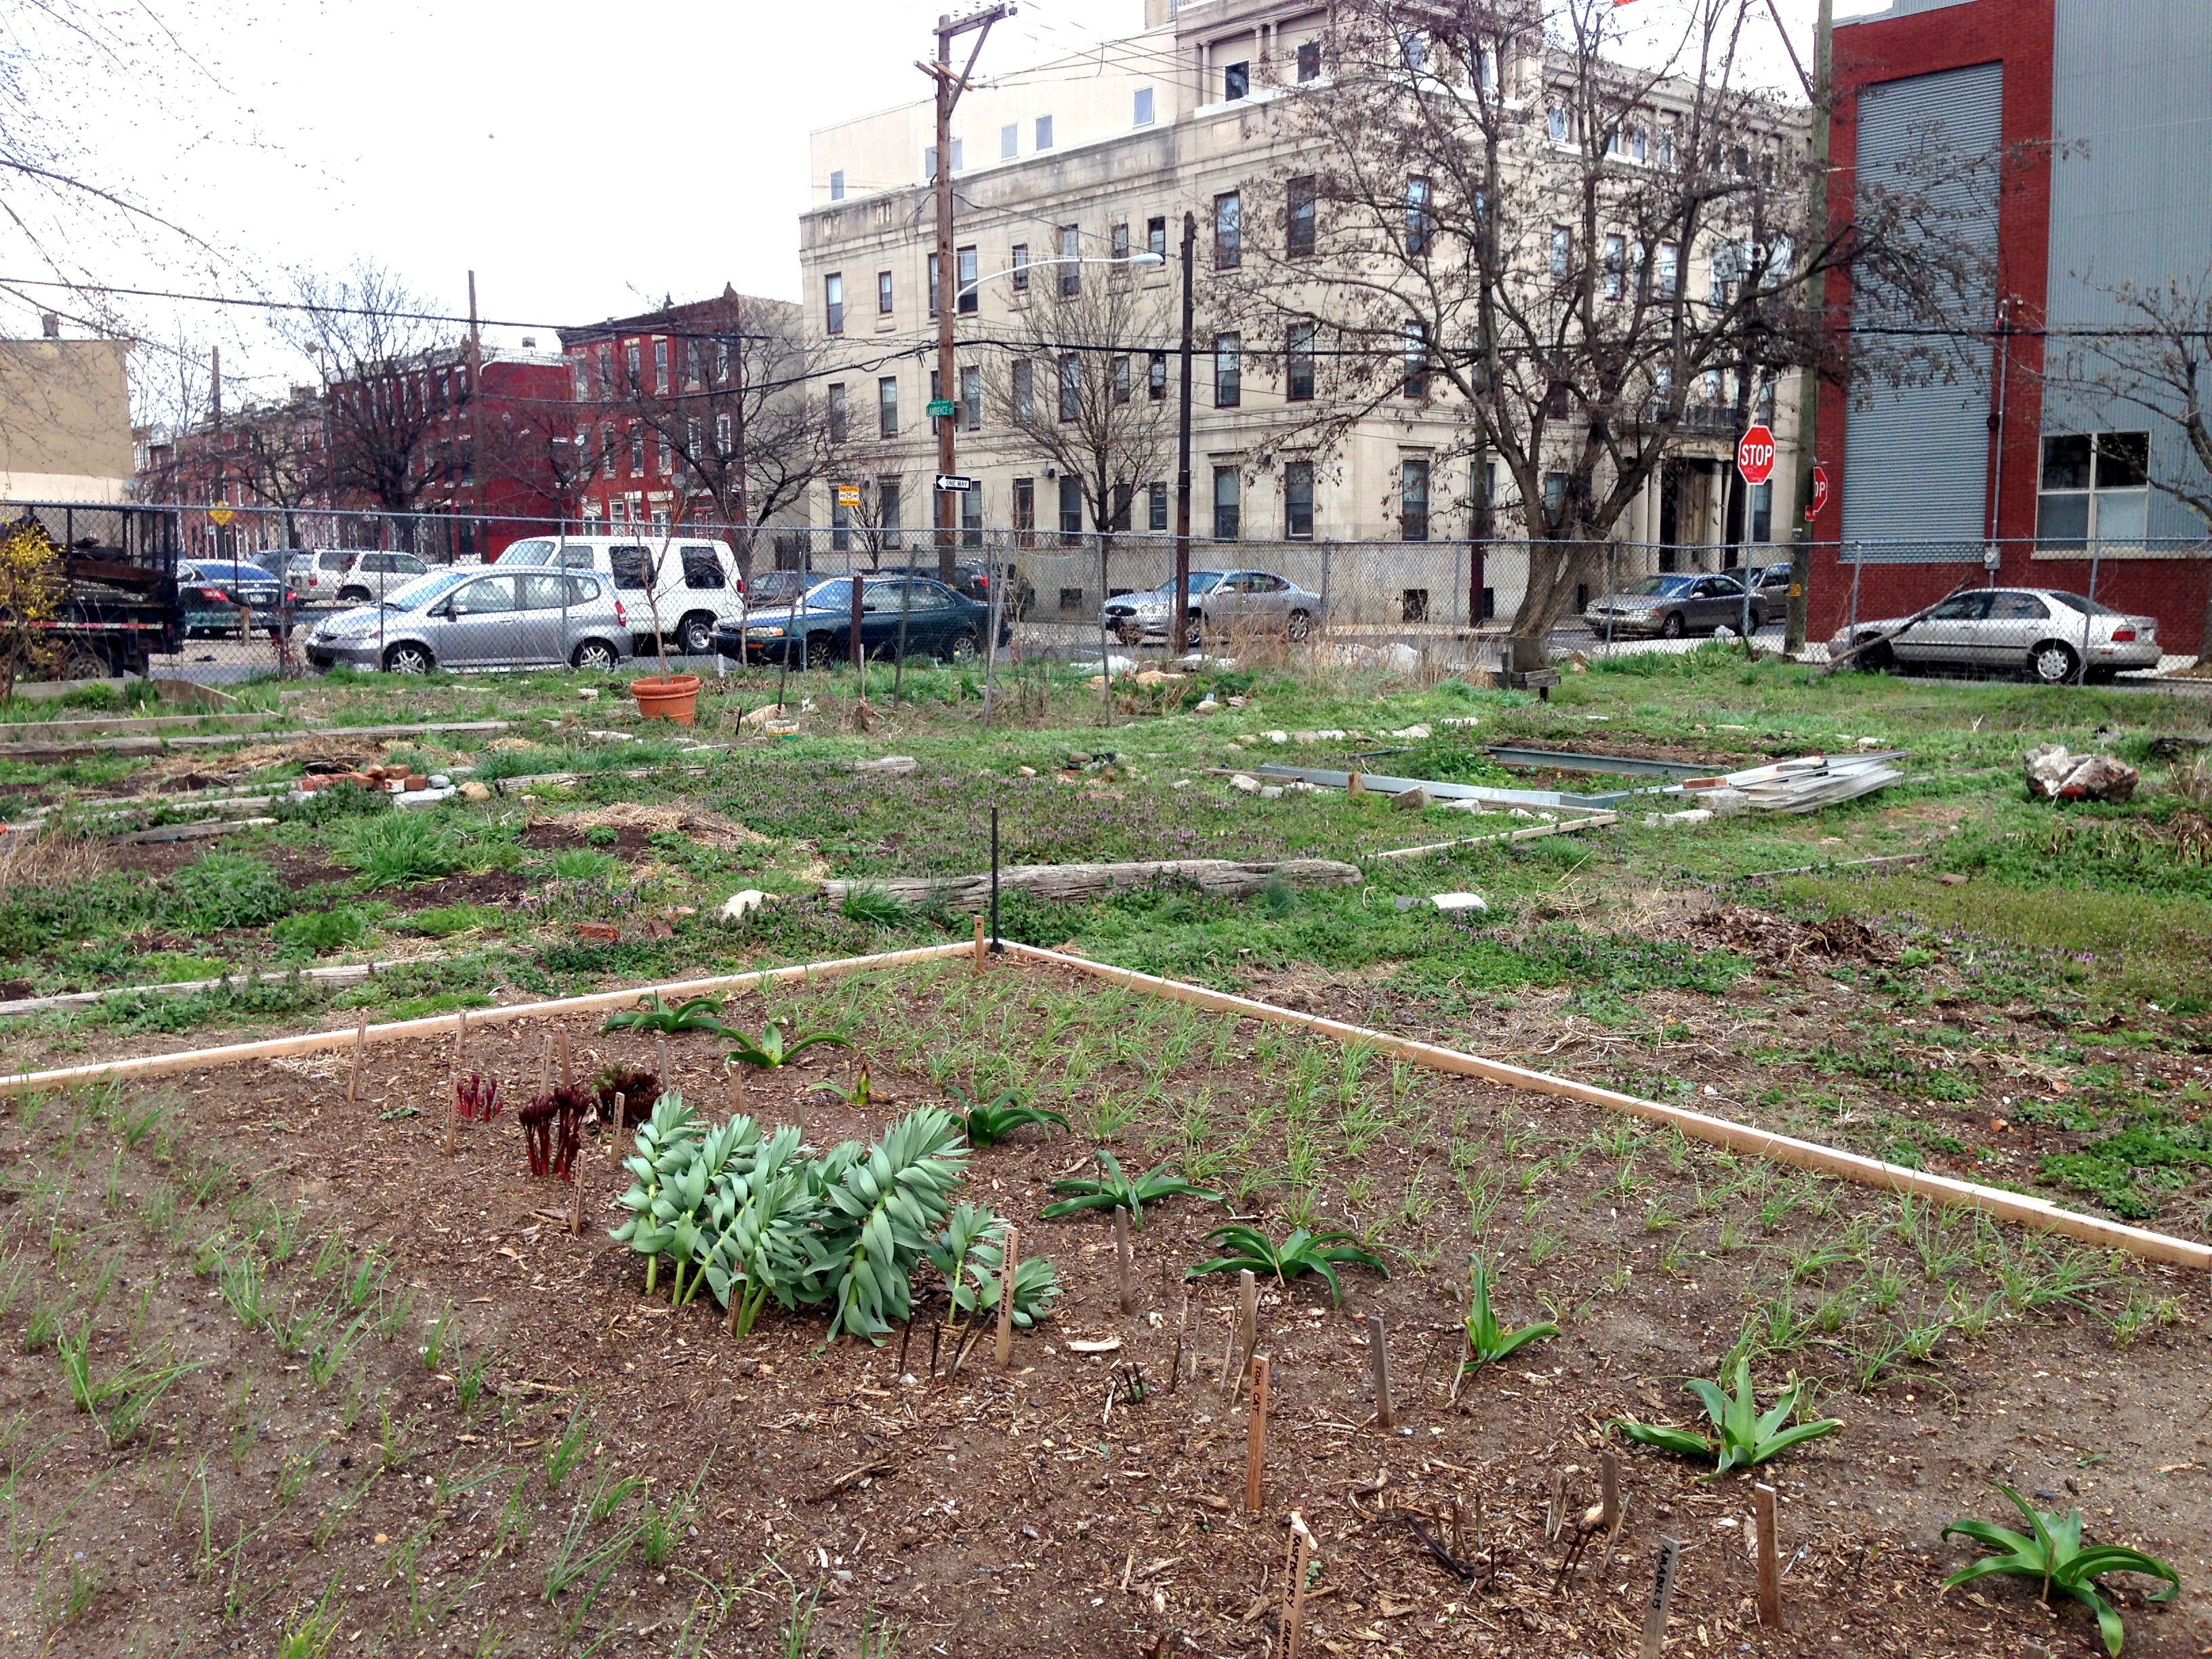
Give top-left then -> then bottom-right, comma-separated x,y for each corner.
877,376 -> 899,438
1059,354 -> 1080,422
963,485 -> 983,546
923,144 -> 937,180
1603,235 -> 1624,300
1549,225 -> 1572,283
1286,321 -> 1315,403
1287,175 -> 1316,257
1750,481 -> 1774,543
1148,483 -> 1169,531
716,411 -> 733,455
1012,476 -> 1036,542
1214,333 -> 1241,407
1223,60 -> 1250,101
1471,457 -> 1494,537
1110,222 -> 1130,272
654,339 -> 670,392
626,342 -> 642,388
1113,354 -> 1132,404
1399,29 -> 1426,73
957,245 -> 978,314
880,480 -> 902,547
628,424 -> 644,475
1147,216 -> 1167,260
1059,475 -> 1083,539
830,169 -> 845,201
1284,460 -> 1314,539
714,341 -> 730,384
1547,104 -> 1570,144
928,252 -> 941,317
827,383 -> 847,443
1214,191 -> 1241,268
1656,241 -> 1678,299
572,359 -> 589,401
1406,176 -> 1432,256
657,432 -> 672,476
599,422 -> 615,478
2040,430 -> 2151,546
1134,86 -> 1154,125
1401,458 -> 1431,541
1012,358 -> 1035,423
1010,243 -> 1029,291
1148,352 -> 1167,400
1036,114 -> 1054,150
951,138 -> 964,171
1111,482 -> 1134,533
1631,124 -> 1647,163
1542,471 -> 1568,518
1296,39 -> 1321,81
1059,224 -> 1082,295
960,365 -> 982,430
831,497 -> 852,552
878,271 -> 894,314
1001,123 -> 1018,161
1212,466 -> 1240,539
1404,321 -> 1429,398
825,273 -> 844,335
1658,125 -> 1677,167
1477,45 -> 1498,92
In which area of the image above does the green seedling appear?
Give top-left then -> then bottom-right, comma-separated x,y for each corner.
1042,1150 -> 1219,1229
724,1020 -> 851,1071
1185,1223 -> 1386,1306
602,994 -> 732,1038
949,1086 -> 1068,1147
1615,1357 -> 1842,1475
1942,1483 -> 2179,1657
1460,1253 -> 1559,1372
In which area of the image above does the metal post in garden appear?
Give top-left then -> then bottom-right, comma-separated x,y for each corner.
1095,535 -> 1115,727
988,804 -> 1002,954
1605,543 -> 1618,660
2077,544 -> 2100,687
981,533 -> 1004,731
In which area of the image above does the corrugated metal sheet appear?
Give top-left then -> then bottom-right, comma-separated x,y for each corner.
2042,0 -> 2212,541
1843,62 -> 2004,556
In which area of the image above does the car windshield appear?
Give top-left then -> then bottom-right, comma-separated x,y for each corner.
1622,575 -> 1698,598
499,538 -> 558,565
2044,591 -> 2123,617
380,571 -> 468,609
1141,571 -> 1223,597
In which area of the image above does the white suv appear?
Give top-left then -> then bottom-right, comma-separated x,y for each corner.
287,548 -> 430,604
497,534 -> 746,658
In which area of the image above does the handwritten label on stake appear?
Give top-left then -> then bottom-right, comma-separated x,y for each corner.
1244,1354 -> 1269,1515
1285,1510 -> 1315,1659
994,1224 -> 1019,1368
1640,1535 -> 1681,1659
1754,1483 -> 1782,1628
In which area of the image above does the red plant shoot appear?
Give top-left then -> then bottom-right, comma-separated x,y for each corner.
520,1086 -> 590,1179
455,1072 -> 503,1122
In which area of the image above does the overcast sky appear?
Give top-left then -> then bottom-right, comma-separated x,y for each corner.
1,0 -> 1860,407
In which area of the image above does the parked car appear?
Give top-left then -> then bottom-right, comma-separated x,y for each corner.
745,569 -> 811,609
712,575 -> 1006,666
1830,588 -> 2158,684
1101,568 -> 1323,645
302,568 -> 636,674
1582,573 -> 1767,639
178,558 -> 296,637
496,534 -> 745,658
285,548 -> 430,605
1721,561 -> 1793,600
878,556 -> 1036,621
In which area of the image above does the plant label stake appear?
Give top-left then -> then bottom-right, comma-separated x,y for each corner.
994,1223 -> 1019,1368
444,1009 -> 468,1154
570,1151 -> 586,1235
1601,1449 -> 1622,1536
538,1032 -> 552,1099
987,804 -> 1002,954
1244,1355 -> 1269,1515
1115,1207 -> 1135,1315
1753,1483 -> 1782,1629
1368,1313 -> 1395,1430
972,913 -> 986,975
558,1024 -> 573,1089
347,1011 -> 367,1103
610,1092 -> 626,1166
1235,1269 -> 1258,1393
1639,1536 -> 1681,1659
655,1034 -> 671,1097
1284,1510 -> 1315,1659
730,1063 -> 745,1117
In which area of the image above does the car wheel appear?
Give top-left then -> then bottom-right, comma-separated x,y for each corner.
676,613 -> 715,657
802,632 -> 838,669
2030,641 -> 2079,685
382,642 -> 434,675
945,629 -> 980,665
571,639 -> 618,672
1111,622 -> 1140,647
1286,609 -> 1313,642
1660,611 -> 1686,639
1852,640 -> 1894,674
60,644 -> 110,680
338,586 -> 371,603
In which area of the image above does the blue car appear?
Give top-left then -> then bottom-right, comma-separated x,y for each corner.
712,575 -> 1009,666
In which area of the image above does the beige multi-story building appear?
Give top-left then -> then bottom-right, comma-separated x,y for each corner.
800,0 -> 1807,617
0,319 -> 133,504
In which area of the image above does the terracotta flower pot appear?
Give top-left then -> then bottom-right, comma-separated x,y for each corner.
630,673 -> 700,726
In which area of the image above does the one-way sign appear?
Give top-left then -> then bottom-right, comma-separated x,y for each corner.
934,474 -> 979,493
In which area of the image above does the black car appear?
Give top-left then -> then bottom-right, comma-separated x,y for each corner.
876,558 -> 1036,621
713,575 -> 1010,666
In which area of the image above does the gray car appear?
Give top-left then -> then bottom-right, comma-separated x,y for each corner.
1830,587 -> 2159,684
1583,573 -> 1767,639
1102,568 -> 1324,644
303,568 -> 636,674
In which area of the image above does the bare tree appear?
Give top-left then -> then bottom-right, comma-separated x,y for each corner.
1229,0 -> 1988,641
987,270 -> 1172,535
2046,273 -> 2212,660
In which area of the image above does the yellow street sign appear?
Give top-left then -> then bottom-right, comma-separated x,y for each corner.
834,484 -> 861,510
208,506 -> 234,526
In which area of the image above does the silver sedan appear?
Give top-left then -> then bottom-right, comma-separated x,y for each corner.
1831,587 -> 2159,684
1103,568 -> 1324,645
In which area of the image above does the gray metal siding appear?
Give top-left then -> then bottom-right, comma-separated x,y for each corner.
1842,62 -> 2005,554
2042,0 -> 2212,540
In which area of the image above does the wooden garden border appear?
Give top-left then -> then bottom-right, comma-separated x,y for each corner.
3,933 -> 2204,1271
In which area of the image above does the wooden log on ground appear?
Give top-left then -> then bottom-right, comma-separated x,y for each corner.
820,857 -> 1361,908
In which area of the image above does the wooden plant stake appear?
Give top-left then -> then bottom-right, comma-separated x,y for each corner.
994,1224 -> 1019,1368
1639,1536 -> 1681,1659
1115,1208 -> 1135,1315
1167,1290 -> 1189,1395
972,914 -> 986,975
1216,1322 -> 1237,1392
610,1092 -> 626,1166
1368,1313 -> 1395,1430
655,1033 -> 671,1097
570,1150 -> 587,1235
1753,1483 -> 1782,1629
558,1023 -> 573,1089
729,1063 -> 746,1117
443,1009 -> 468,1153
1284,1511 -> 1315,1659
1601,1449 -> 1622,1536
1233,1269 -> 1258,1393
346,1010 -> 367,1103
1243,1355 -> 1269,1515
539,1032 -> 552,1098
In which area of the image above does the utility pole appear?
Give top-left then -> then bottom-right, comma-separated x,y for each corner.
466,270 -> 482,560
921,4 -> 1011,586
1172,211 -> 1196,658
1785,0 -> 1832,655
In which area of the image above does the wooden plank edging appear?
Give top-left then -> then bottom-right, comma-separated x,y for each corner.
1001,943 -> 2212,1271
0,941 -> 970,1100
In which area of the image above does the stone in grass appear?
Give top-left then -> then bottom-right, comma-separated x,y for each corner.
719,889 -> 771,922
1390,785 -> 1431,811
1229,773 -> 1264,793
1429,891 -> 1488,913
854,754 -> 920,775
1259,785 -> 1284,799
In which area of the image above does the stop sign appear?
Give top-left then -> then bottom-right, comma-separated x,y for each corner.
1736,424 -> 1777,487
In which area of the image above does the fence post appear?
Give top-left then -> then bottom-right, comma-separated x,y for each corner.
1605,543 -> 1618,660
2078,546 -> 2100,687
1095,535 -> 1115,726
